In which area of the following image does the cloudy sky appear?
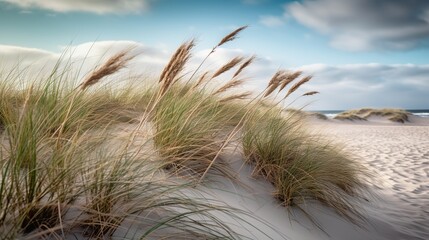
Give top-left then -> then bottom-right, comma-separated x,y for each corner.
0,0 -> 428,110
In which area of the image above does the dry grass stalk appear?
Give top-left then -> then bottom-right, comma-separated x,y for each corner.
187,26 -> 247,83
216,26 -> 248,48
219,92 -> 252,102
159,40 -> 195,95
264,70 -> 285,97
278,71 -> 302,92
267,70 -> 284,86
303,91 -> 319,96
233,55 -> 255,78
284,75 -> 312,99
80,50 -> 133,90
213,79 -> 244,95
263,83 -> 279,98
192,71 -> 210,89
211,57 -> 244,79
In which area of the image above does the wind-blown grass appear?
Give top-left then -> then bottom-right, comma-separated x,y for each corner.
242,108 -> 368,222
0,26 -> 370,239
153,85 -> 237,179
0,72 -> 241,240
240,68 -> 369,223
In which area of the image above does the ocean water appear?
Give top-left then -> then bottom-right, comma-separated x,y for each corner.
313,109 -> 429,118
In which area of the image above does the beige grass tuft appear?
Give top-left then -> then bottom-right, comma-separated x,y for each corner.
278,71 -> 303,92
211,57 -> 244,79
216,26 -> 248,48
80,50 -> 134,90
264,70 -> 285,97
233,55 -> 255,78
284,75 -> 312,99
159,40 -> 195,95
213,79 -> 245,95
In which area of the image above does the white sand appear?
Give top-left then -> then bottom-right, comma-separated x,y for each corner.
24,115 -> 429,239
306,115 -> 429,239
196,115 -> 429,240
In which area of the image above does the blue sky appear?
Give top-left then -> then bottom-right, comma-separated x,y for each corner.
0,0 -> 428,110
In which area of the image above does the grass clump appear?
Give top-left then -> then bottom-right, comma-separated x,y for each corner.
335,108 -> 410,123
153,86 -> 235,178
242,108 -> 367,222
152,33 -> 251,180
241,69 -> 368,223
0,25 -> 371,238
0,27 -> 271,239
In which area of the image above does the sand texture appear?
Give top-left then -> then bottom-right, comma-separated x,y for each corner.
172,115 -> 427,240
304,116 -> 429,240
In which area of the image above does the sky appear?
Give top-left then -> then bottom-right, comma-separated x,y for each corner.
0,0 -> 428,110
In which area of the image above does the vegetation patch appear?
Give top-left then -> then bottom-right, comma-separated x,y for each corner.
334,108 -> 410,123
0,26 -> 370,238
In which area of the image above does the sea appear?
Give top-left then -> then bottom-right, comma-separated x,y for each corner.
312,109 -> 429,118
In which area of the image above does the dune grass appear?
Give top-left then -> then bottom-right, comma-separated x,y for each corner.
152,85 -> 238,178
241,70 -> 368,223
334,108 -> 410,123
0,27 -> 272,239
0,67 -> 253,239
0,26 -> 370,239
242,108 -> 367,222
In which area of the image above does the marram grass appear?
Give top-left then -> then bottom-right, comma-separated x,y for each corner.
242,108 -> 368,223
0,26 -> 370,238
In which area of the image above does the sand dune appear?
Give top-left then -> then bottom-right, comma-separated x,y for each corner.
171,115 -> 429,240
303,116 -> 429,240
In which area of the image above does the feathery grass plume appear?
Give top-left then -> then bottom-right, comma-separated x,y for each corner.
159,40 -> 195,95
263,70 -> 285,97
213,79 -> 244,95
264,84 -> 278,98
284,75 -> 312,99
219,92 -> 252,103
216,26 -> 248,48
233,55 -> 255,78
192,71 -> 210,89
278,70 -> 303,92
80,50 -> 134,90
211,56 -> 244,79
187,26 -> 247,82
267,70 -> 284,86
303,91 -> 319,96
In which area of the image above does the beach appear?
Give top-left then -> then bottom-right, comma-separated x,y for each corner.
207,114 -> 429,240
1,84 -> 428,239
0,28 -> 427,238
306,115 -> 429,239
156,114 -> 428,240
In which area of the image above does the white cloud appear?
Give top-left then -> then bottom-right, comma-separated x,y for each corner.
0,44 -> 58,67
295,63 -> 429,109
0,0 -> 151,14
1,42 -> 428,110
286,0 -> 429,51
259,15 -> 285,27
0,41 -> 168,84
